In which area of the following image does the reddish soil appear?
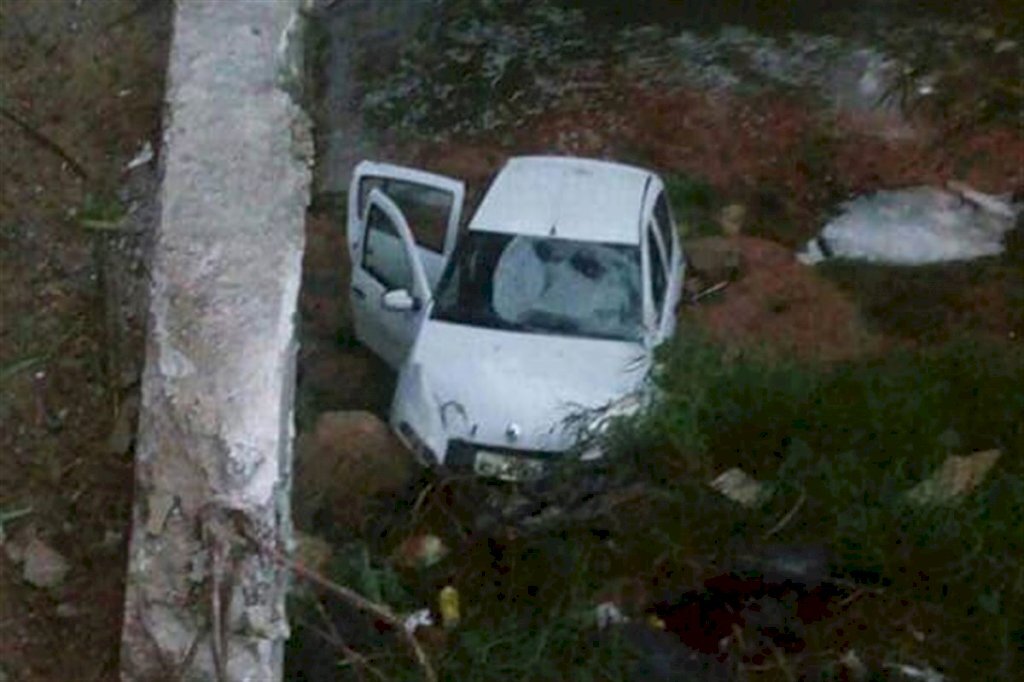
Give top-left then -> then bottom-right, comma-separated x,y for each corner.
393,83 -> 1021,360
2,3 -> 1020,680
684,237 -> 880,362
0,2 -> 171,680
404,84 -> 1022,240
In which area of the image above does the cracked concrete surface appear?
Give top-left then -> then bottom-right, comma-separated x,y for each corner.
120,1 -> 311,680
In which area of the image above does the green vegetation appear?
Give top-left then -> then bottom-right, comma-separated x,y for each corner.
605,334 -> 1023,678
363,0 -> 595,134
300,0 -> 1024,674
289,332 -> 1023,680
822,258 -> 1024,343
874,10 -> 1024,131
663,173 -> 721,239
78,192 -> 126,230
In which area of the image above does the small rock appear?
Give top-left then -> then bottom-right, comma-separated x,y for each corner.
906,449 -> 1001,506
393,534 -> 448,569
685,237 -> 743,282
294,411 -> 417,530
718,204 -> 746,237
56,602 -> 80,619
709,467 -> 768,507
23,538 -> 69,588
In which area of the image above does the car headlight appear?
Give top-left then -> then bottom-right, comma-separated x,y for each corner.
392,362 -> 447,465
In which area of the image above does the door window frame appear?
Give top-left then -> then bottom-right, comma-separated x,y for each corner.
361,203 -> 415,292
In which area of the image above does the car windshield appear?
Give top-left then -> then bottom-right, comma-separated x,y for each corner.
432,231 -> 643,342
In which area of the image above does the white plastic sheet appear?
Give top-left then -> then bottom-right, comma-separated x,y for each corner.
798,185 -> 1019,266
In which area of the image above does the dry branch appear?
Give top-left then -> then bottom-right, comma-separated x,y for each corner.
259,541 -> 437,682
0,105 -> 89,179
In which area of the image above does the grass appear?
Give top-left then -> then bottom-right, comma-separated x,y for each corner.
663,173 -> 720,238
361,0 -> 597,134
821,257 -> 1024,343
77,191 -> 126,230
604,333 -> 1024,676
288,331 -> 1023,680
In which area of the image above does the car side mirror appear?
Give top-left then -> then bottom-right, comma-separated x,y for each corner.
382,288 -> 418,312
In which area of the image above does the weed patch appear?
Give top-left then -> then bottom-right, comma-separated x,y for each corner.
363,0 -> 597,135
290,332 -> 1022,679
821,257 -> 1024,342
663,173 -> 720,238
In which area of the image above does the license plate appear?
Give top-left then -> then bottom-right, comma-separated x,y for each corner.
473,450 -> 545,482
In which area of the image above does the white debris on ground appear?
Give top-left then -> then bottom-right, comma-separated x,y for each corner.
905,449 -> 1002,506
124,141 -> 154,171
709,467 -> 770,508
595,601 -> 629,630
402,609 -> 435,635
798,184 -> 1020,266
889,662 -> 947,682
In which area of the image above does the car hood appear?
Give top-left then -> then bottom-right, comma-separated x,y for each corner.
401,320 -> 650,453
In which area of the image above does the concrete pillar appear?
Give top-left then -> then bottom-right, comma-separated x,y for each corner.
120,1 -> 311,680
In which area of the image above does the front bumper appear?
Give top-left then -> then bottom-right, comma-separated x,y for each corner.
444,439 -> 562,481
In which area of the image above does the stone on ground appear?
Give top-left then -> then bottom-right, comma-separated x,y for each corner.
718,203 -> 747,237
906,450 -> 1002,506
22,538 -> 69,589
294,411 -> 417,530
685,237 -> 743,282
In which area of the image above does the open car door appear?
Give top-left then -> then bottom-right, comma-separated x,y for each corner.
347,162 -> 465,367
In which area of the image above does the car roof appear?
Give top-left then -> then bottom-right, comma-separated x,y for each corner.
467,156 -> 654,245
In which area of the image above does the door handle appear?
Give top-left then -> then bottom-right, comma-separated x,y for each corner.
352,286 -> 366,300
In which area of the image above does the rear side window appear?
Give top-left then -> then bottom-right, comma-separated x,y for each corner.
648,222 -> 666,318
653,192 -> 674,263
363,204 -> 413,291
358,177 -> 452,253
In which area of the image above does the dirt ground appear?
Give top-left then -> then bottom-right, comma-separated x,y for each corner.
2,0 -> 1021,679
0,1 -> 170,680
293,45 -> 1021,677
370,83 -> 1022,361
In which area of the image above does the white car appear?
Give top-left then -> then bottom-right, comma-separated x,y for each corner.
346,156 -> 685,480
